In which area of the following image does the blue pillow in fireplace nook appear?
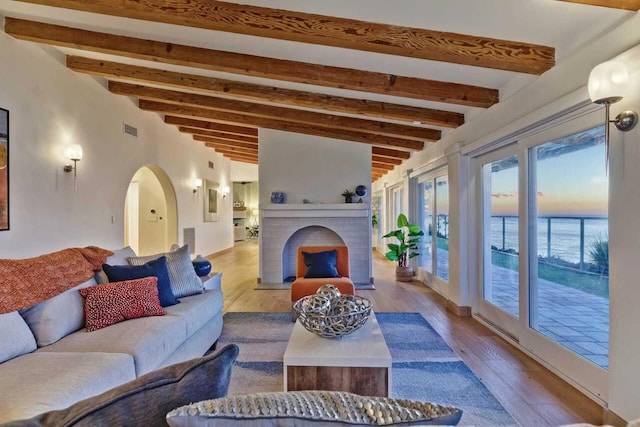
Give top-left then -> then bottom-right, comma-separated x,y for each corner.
302,250 -> 341,278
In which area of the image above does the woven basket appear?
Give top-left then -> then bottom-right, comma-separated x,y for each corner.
293,295 -> 372,338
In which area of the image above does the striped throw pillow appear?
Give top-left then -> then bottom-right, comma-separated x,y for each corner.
127,245 -> 203,298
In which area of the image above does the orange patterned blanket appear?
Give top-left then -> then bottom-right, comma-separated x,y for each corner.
0,246 -> 113,314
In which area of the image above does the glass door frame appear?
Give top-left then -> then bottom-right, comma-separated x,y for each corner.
415,167 -> 449,291
518,108 -> 607,401
473,143 -> 524,340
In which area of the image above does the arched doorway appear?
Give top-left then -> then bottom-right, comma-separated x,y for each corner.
124,165 -> 178,255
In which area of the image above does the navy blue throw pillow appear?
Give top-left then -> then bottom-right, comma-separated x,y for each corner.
102,256 -> 179,307
302,250 -> 341,278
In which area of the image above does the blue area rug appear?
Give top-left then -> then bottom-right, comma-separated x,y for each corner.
217,311 -> 518,426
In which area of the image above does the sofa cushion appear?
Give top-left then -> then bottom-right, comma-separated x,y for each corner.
19,278 -> 96,347
0,351 -> 135,424
128,245 -> 203,298
39,314 -> 188,376
0,311 -> 36,363
166,391 -> 463,426
163,290 -> 224,336
102,256 -> 179,307
302,249 -> 340,278
79,277 -> 165,332
95,246 -> 137,283
5,345 -> 239,427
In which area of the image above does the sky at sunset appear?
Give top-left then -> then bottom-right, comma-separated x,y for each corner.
491,141 -> 608,217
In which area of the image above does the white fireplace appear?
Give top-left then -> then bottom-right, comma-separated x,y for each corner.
259,204 -> 372,285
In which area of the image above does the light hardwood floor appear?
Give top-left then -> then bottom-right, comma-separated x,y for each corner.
210,239 -> 606,427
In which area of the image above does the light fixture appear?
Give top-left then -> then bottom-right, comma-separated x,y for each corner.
222,185 -> 230,199
193,178 -> 203,194
62,143 -> 83,190
588,60 -> 638,166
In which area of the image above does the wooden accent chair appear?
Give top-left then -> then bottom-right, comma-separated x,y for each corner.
290,246 -> 355,320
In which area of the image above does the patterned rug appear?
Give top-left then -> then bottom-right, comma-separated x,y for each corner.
216,311 -> 518,426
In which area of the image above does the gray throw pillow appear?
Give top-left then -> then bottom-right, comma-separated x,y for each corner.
0,312 -> 36,363
5,344 -> 239,427
19,278 -> 96,347
128,245 -> 203,298
166,390 -> 462,426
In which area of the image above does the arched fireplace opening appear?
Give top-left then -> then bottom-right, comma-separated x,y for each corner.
282,226 -> 345,281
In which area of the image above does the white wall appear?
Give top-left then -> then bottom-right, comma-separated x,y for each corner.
0,32 -> 233,258
230,161 -> 258,182
258,129 -> 371,204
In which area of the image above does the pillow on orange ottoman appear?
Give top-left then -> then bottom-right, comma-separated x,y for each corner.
79,277 -> 165,332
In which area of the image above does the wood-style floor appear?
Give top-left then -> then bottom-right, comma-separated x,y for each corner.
209,239 -> 606,427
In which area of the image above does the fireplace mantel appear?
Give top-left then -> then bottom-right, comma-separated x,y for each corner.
260,203 -> 370,218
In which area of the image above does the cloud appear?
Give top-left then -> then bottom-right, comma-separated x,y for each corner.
491,192 -> 516,198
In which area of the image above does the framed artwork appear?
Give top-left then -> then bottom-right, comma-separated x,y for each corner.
203,179 -> 219,222
0,108 -> 8,231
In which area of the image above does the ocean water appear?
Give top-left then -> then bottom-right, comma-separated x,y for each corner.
490,217 -> 608,264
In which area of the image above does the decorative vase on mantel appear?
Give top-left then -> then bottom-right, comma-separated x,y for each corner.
395,265 -> 414,282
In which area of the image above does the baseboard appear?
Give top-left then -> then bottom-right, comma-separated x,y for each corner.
446,300 -> 471,317
603,408 -> 627,426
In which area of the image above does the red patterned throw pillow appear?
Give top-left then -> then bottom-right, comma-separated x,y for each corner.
79,277 -> 165,332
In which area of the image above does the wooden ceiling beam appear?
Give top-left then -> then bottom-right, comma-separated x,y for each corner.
371,162 -> 395,171
69,57 -> 461,128
371,147 -> 411,160
15,1 -> 555,73
193,136 -> 258,152
202,146 -> 258,158
5,19 -> 490,111
218,153 -> 258,164
372,155 -> 402,166
557,0 -> 640,10
204,143 -> 258,157
138,100 -> 424,151
109,81 -> 439,141
178,127 -> 258,145
372,168 -> 391,175
165,116 -> 257,137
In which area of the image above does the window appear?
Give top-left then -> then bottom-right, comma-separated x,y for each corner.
417,171 -> 449,283
528,125 -> 609,368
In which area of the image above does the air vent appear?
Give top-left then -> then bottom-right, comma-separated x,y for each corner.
123,123 -> 138,138
208,161 -> 214,169
183,228 -> 196,254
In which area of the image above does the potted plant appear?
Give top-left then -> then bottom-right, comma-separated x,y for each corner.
341,189 -> 356,203
383,213 -> 424,281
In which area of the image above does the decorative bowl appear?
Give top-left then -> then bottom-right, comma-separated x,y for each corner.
293,294 -> 372,338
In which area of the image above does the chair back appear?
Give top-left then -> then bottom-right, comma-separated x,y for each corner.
296,246 -> 350,278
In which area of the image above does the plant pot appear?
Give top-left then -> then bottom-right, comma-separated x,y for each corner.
395,265 -> 414,282
345,196 -> 353,203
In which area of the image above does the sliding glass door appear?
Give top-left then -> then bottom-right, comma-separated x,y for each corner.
472,108 -> 608,399
476,146 -> 520,338
522,122 -> 608,397
417,170 -> 449,287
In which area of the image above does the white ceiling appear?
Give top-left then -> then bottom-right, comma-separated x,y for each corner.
0,0 -> 635,170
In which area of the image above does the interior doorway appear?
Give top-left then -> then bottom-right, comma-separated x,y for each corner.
124,165 -> 178,255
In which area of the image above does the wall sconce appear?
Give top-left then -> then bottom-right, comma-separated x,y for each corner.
62,143 -> 83,190
588,60 -> 638,166
222,185 -> 230,199
193,178 -> 203,194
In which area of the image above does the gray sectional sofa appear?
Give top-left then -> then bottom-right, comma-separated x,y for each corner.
0,247 -> 224,424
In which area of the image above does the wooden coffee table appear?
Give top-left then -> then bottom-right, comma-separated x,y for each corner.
283,312 -> 392,397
